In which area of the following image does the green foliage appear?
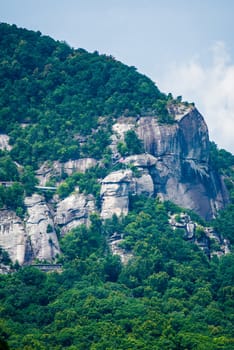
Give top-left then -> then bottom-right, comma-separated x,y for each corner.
0,182 -> 25,212
80,127 -> 111,159
209,142 -> 234,174
20,166 -> 38,195
56,165 -> 107,200
0,23 -> 167,168
209,142 -> 234,246
117,141 -> 128,156
153,99 -> 175,124
0,151 -> 26,211
0,22 -> 233,350
0,198 -> 233,349
126,130 -> 144,156
46,224 -> 53,233
0,247 -> 11,266
117,130 -> 144,157
195,226 -> 206,241
212,204 -> 234,245
0,339 -> 10,350
0,152 -> 19,181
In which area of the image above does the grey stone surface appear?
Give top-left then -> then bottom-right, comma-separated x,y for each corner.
100,107 -> 228,221
0,105 -> 230,265
36,158 -> 97,186
0,190 -> 96,265
54,191 -> 96,235
24,194 -> 60,263
0,134 -> 12,151
0,210 -> 25,264
100,170 -> 132,219
135,107 -> 227,220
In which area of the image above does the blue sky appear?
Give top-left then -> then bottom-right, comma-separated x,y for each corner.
1,0 -> 234,152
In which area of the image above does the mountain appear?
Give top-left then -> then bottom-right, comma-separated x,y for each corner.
0,23 -> 233,350
0,22 -> 232,265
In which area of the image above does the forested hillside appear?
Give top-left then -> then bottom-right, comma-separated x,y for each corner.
0,198 -> 233,349
0,22 -> 169,167
0,23 -> 233,349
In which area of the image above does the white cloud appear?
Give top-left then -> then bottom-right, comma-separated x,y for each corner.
158,41 -> 234,154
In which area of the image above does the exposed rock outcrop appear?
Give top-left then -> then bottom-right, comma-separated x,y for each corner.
0,105 -> 230,266
169,212 -> 196,239
0,210 -> 25,264
0,134 -> 12,151
54,191 -> 96,235
36,158 -> 97,186
169,212 -> 230,257
100,155 -> 156,219
100,170 -> 132,219
108,233 -> 133,264
24,194 -> 60,264
0,191 -> 96,265
0,194 -> 60,265
102,106 -> 228,220
123,154 -> 156,197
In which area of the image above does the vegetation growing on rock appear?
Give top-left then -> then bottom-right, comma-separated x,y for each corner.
0,22 -> 169,169
0,23 -> 233,350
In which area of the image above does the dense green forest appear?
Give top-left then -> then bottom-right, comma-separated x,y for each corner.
0,198 -> 234,349
0,23 -> 233,349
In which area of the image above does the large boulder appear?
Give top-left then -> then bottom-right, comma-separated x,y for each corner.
54,191 -> 96,235
123,154 -> 155,197
100,170 -> 132,219
24,194 -> 60,263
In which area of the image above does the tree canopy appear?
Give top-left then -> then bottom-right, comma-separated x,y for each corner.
0,23 -> 168,168
0,198 -> 233,349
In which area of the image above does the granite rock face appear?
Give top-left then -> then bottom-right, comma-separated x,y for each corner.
0,191 -> 96,265
24,194 -> 60,264
36,158 -> 97,186
0,105 -> 229,265
0,210 -> 25,264
54,191 -> 96,235
0,194 -> 60,265
100,170 -> 132,219
101,106 -> 228,220
0,155 -> 97,264
123,154 -> 156,197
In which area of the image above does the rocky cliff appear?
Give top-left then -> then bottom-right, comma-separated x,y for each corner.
102,105 -> 228,220
0,194 -> 60,265
0,191 -> 96,264
0,105 -> 229,265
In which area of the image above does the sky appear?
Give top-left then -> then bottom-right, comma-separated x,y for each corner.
1,0 -> 234,153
